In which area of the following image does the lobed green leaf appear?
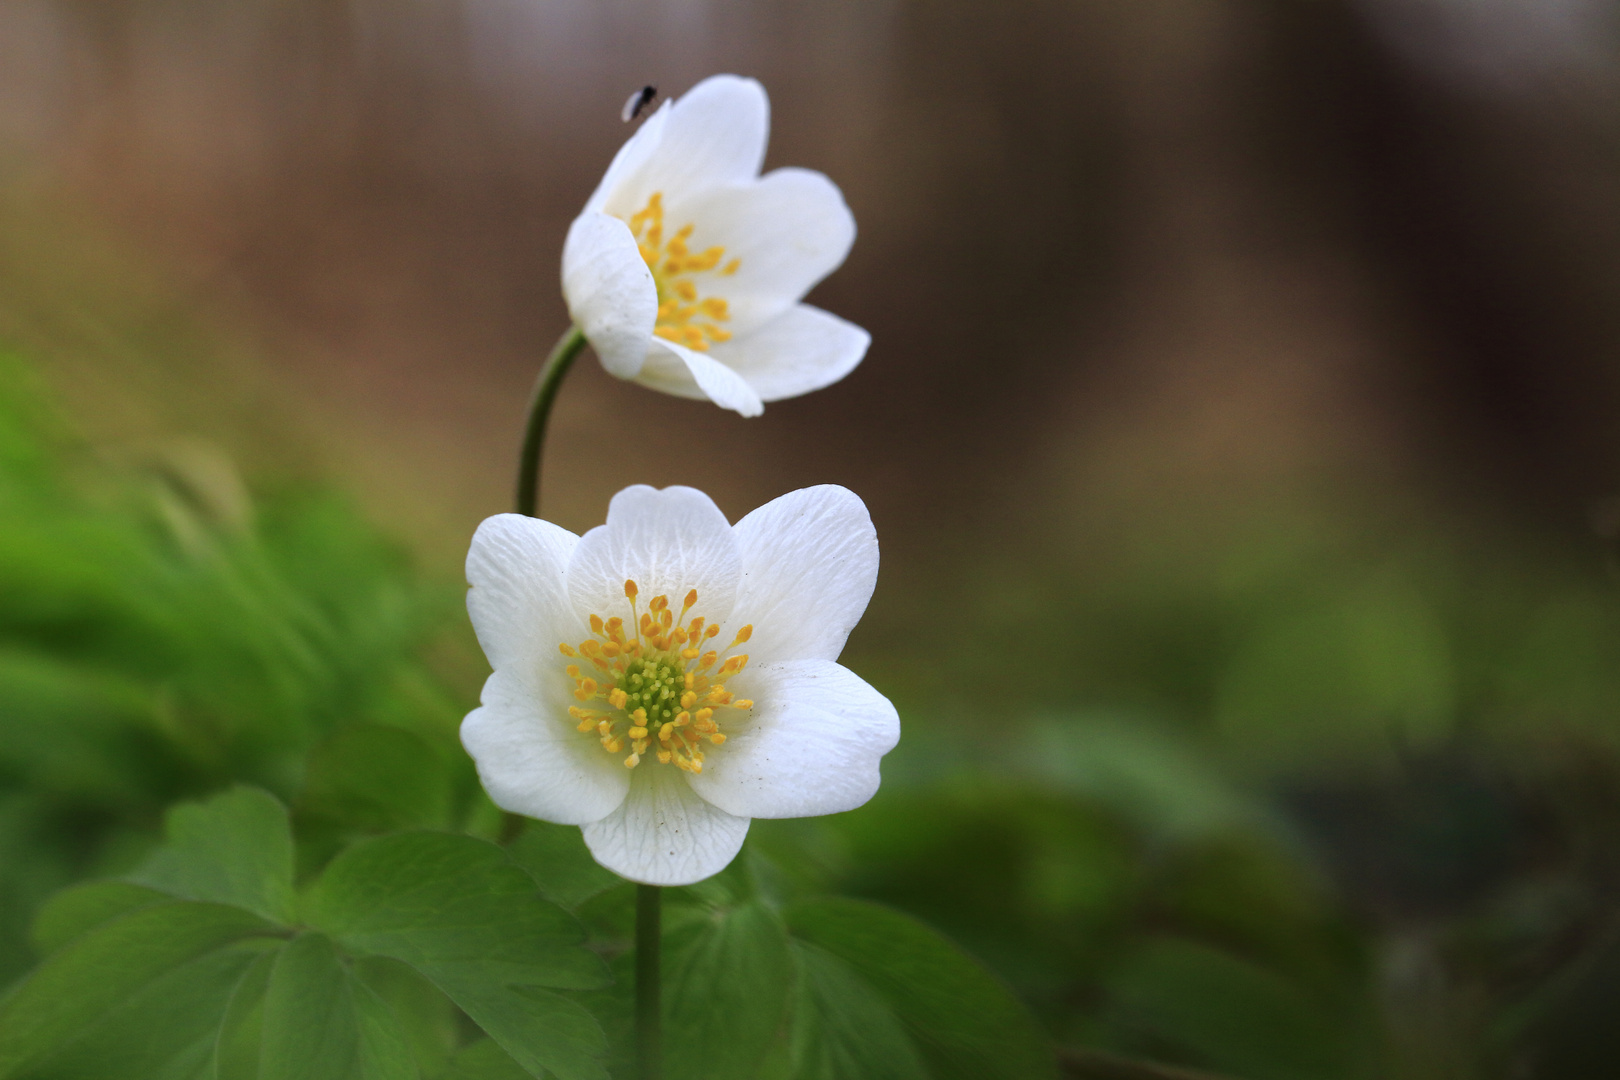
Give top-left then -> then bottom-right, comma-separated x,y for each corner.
128,788 -> 296,924
0,901 -> 279,1078
785,898 -> 1056,1080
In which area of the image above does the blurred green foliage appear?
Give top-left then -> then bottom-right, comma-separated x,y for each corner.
4,347 -> 1620,1078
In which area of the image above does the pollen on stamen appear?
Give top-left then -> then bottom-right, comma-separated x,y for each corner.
561,586 -> 759,769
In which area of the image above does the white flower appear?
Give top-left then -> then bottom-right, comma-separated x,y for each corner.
562,75 -> 868,418
461,484 -> 898,885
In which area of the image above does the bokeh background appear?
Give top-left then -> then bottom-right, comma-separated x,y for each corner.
5,0 -> 1620,1076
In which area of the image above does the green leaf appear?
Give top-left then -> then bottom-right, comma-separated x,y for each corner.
506,822 -> 620,912
785,898 -> 1056,1080
663,901 -> 794,1080
30,881 -> 169,955
787,943 -> 928,1080
215,947 -> 278,1080
128,787 -> 296,924
305,831 -> 610,1080
351,957 -> 460,1077
440,1040 -> 532,1080
258,933 -> 418,1080
435,982 -> 604,1080
0,901 -> 278,1078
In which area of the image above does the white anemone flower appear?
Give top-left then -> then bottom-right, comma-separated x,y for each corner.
462,484 -> 899,886
562,74 -> 868,418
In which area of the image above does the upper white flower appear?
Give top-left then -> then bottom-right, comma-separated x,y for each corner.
562,75 -> 868,418
461,484 -> 898,885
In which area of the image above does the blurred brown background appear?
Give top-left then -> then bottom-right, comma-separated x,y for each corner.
7,1 -> 1620,1074
4,0 -> 1618,561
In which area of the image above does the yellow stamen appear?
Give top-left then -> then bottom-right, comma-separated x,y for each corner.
621,192 -> 738,351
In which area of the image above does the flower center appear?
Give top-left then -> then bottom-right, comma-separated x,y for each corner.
626,192 -> 740,352
559,578 -> 753,772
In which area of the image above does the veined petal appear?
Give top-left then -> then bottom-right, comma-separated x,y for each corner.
562,212 -> 658,379
568,485 -> 742,626
667,167 -> 856,333
639,337 -> 765,417
708,305 -> 870,403
461,669 -> 631,825
688,660 -> 898,819
729,485 -> 878,665
581,765 -> 750,885
466,514 -> 581,681
598,75 -> 770,219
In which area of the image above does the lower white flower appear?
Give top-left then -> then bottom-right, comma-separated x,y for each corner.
461,484 -> 899,886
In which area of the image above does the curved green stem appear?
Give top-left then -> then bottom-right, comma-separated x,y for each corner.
635,884 -> 662,1080
514,325 -> 588,517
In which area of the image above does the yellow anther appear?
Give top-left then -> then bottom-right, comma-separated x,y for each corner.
590,614 -> 604,635
675,711 -> 691,726
576,718 -> 594,732
709,733 -> 726,745
676,281 -> 697,301
723,258 -> 740,275
575,678 -> 598,700
695,707 -> 714,722
580,640 -> 601,657
559,643 -> 577,657
680,691 -> 697,709
690,759 -> 703,774
700,298 -> 728,319
632,707 -> 648,723
733,699 -> 754,710
659,721 -> 674,739
700,651 -> 718,669
566,665 -> 581,679
657,750 -> 672,764
608,688 -> 628,709
682,648 -> 700,660
650,595 -> 668,612
705,624 -> 720,639
597,720 -> 613,735
624,753 -> 640,768
684,672 -> 696,689
629,726 -> 648,740
660,608 -> 673,629
732,625 -> 753,646
624,579 -> 639,600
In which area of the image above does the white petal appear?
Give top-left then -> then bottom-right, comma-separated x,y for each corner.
582,100 -> 670,215
666,168 -> 856,333
461,669 -> 630,826
637,337 -> 765,417
567,485 -> 742,627
688,660 -> 898,819
466,514 -> 581,683
562,213 -> 658,379
729,485 -> 878,664
598,75 -> 770,220
581,765 -> 750,885
708,305 -> 870,403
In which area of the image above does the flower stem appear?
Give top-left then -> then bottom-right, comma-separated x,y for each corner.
514,324 -> 588,517
635,884 -> 663,1080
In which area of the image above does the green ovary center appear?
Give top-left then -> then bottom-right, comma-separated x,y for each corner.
558,581 -> 754,773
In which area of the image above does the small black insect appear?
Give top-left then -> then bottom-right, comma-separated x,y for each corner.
621,85 -> 657,123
